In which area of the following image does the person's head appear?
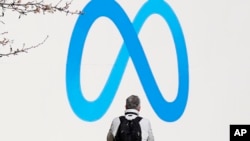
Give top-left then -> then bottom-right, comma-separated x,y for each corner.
125,95 -> 141,111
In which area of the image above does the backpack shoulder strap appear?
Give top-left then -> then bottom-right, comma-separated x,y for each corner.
119,116 -> 126,122
119,116 -> 142,123
133,116 -> 142,123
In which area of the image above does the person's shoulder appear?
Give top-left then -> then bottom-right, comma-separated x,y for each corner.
111,116 -> 122,124
139,116 -> 149,120
139,116 -> 151,123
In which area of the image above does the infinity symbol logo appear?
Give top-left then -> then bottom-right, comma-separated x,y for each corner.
66,0 -> 189,122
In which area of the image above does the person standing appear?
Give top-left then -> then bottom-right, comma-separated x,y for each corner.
107,95 -> 154,141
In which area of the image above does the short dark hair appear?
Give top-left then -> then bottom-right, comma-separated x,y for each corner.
126,95 -> 140,109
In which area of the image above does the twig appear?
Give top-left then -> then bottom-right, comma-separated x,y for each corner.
0,35 -> 49,57
0,0 -> 83,18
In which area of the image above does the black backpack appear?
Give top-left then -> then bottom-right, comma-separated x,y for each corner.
115,116 -> 142,141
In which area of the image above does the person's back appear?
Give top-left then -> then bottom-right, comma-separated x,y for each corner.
115,115 -> 142,141
107,95 -> 154,141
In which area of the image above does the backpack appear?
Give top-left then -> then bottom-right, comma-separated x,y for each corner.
115,116 -> 142,141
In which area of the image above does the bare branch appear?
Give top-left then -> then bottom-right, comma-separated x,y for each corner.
0,0 -> 83,58
0,35 -> 49,57
0,0 -> 83,18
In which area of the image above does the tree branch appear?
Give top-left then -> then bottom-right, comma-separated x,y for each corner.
0,0 -> 83,58
0,35 -> 49,57
0,0 -> 83,18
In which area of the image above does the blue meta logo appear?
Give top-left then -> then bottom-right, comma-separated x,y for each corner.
66,0 -> 189,122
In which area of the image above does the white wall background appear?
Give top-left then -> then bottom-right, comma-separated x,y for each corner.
0,0 -> 250,140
